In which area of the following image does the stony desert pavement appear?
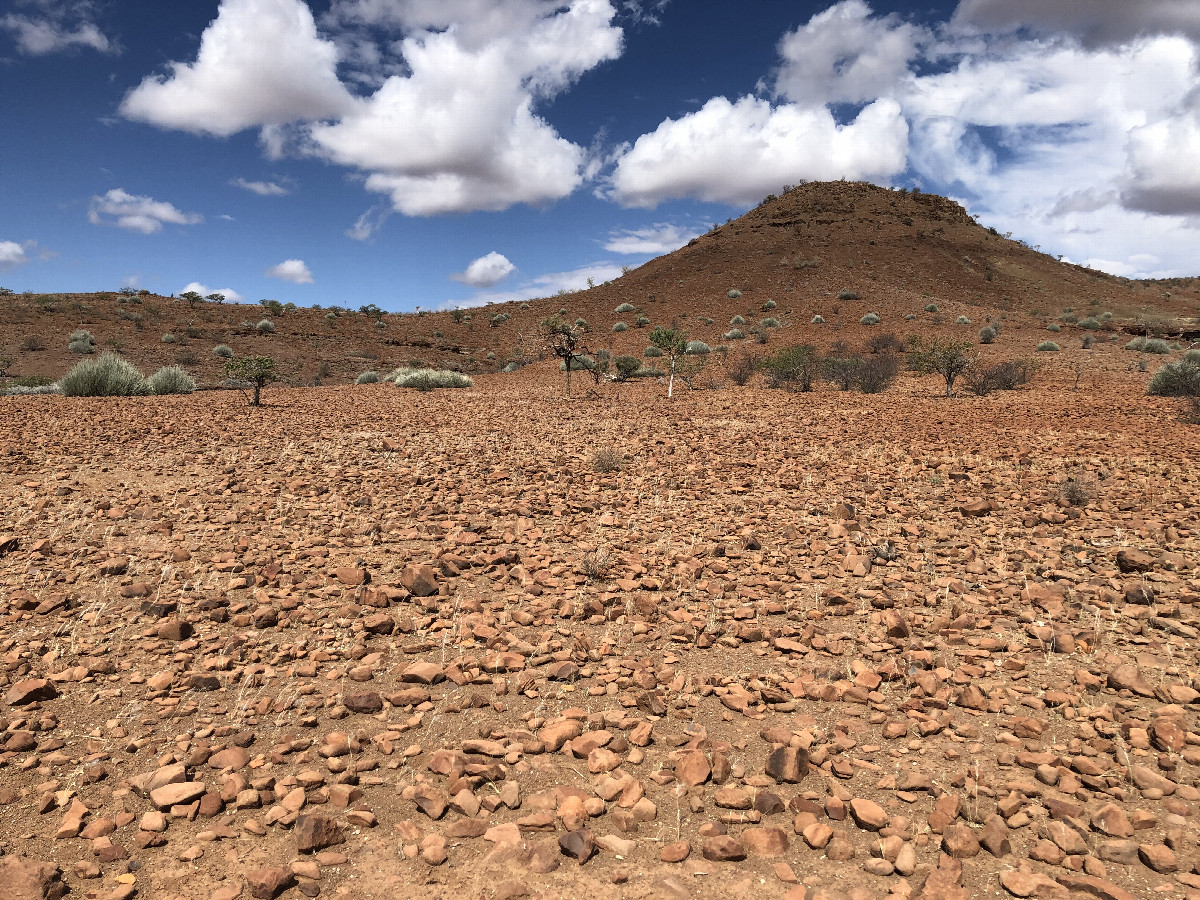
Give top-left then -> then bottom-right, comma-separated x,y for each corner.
2,348 -> 1200,900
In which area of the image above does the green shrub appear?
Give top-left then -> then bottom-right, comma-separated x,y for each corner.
762,300 -> 776,310
979,326 -> 997,344
559,355 -> 595,371
727,289 -> 742,299
762,344 -> 820,391
612,321 -> 629,332
256,319 -> 275,334
811,315 -> 825,324
1078,317 -> 1101,330
904,313 -> 917,321
723,329 -> 745,341
161,333 -> 177,344
635,315 -> 650,327
147,365 -> 195,394
68,329 -> 95,354
860,313 -> 881,326
325,312 -> 337,321
1037,341 -> 1060,352
644,346 -> 664,357
1148,361 -> 1200,397
1047,323 -> 1061,332
1183,349 -> 1200,365
615,302 -> 636,313
61,352 -> 149,396
614,355 -> 641,381
489,313 -> 510,327
356,371 -> 379,384
924,304 -> 939,313
837,289 -> 860,301
9,374 -> 52,388
760,317 -> 781,329
390,367 -> 473,390
213,344 -> 234,358
956,315 -> 971,325
685,340 -> 710,355
1126,337 -> 1170,354
501,361 -> 524,373
730,315 -> 747,326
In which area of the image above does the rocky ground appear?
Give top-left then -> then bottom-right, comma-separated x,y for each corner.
2,354 -> 1199,900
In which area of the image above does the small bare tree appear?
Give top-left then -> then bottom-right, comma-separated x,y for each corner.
649,325 -> 687,397
539,315 -> 589,398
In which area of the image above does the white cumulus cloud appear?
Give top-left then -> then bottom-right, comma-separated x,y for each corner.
451,252 -> 516,288
181,281 -> 245,303
607,96 -> 909,208
88,189 -> 204,234
602,222 -> 703,254
311,1 -> 622,214
775,0 -> 922,106
1,1 -> 115,55
231,177 -> 289,196
951,0 -> 1200,46
265,258 -> 313,284
0,240 -> 33,273
120,0 -> 355,137
443,261 -> 626,309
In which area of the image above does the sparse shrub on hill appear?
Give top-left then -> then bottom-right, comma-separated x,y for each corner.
390,368 -> 473,391
762,344 -> 820,391
256,319 -> 275,334
1078,317 -> 1101,330
837,289 -> 860,301
356,371 -> 379,384
1148,360 -> 1200,397
213,344 -> 233,358
725,350 -> 757,386
723,329 -> 745,341
1183,350 -> 1200,365
147,365 -> 195,395
854,353 -> 899,394
612,321 -> 629,332
22,335 -> 46,351
615,302 -> 636,313
906,336 -> 974,397
489,313 -> 510,327
1047,323 -> 1060,332
68,329 -> 95,354
61,352 -> 149,397
727,289 -> 742,299
1059,467 -> 1097,508
161,332 -> 176,343
962,359 -> 1034,396
762,300 -> 776,311
860,313 -> 881,326
1037,341 -> 1060,352
866,332 -> 905,355
635,315 -> 650,327
979,325 -> 997,344
824,350 -> 863,391
260,299 -> 284,316
924,304 -> 939,313
731,315 -> 747,326
224,355 -> 278,406
685,340 -> 710,355
811,315 -> 825,325
761,317 -> 781,329
589,447 -> 623,473
956,315 -> 971,325
643,346 -> 663,357
1081,335 -> 1095,349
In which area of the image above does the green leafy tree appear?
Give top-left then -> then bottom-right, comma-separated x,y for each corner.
359,303 -> 384,322
648,325 -> 687,397
224,355 -> 278,406
539,315 -> 589,398
206,292 -> 225,304
180,291 -> 203,305
906,336 -> 975,397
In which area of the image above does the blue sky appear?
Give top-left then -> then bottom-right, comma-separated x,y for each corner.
3,0 -> 1200,311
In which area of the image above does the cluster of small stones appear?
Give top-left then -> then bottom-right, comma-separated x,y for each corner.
0,382 -> 1198,900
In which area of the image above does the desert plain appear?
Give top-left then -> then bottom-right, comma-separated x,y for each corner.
3,183 -> 1200,900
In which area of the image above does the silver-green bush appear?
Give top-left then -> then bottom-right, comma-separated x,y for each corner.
1037,341 -> 1060,352
60,353 -> 149,396
68,329 -> 95,354
213,344 -> 234,358
356,371 -> 379,384
1126,337 -> 1170,354
860,313 -> 881,326
388,367 -> 473,390
615,302 -> 636,313
685,340 -> 711,355
256,319 -> 275,334
1148,360 -> 1200,397
147,365 -> 195,394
